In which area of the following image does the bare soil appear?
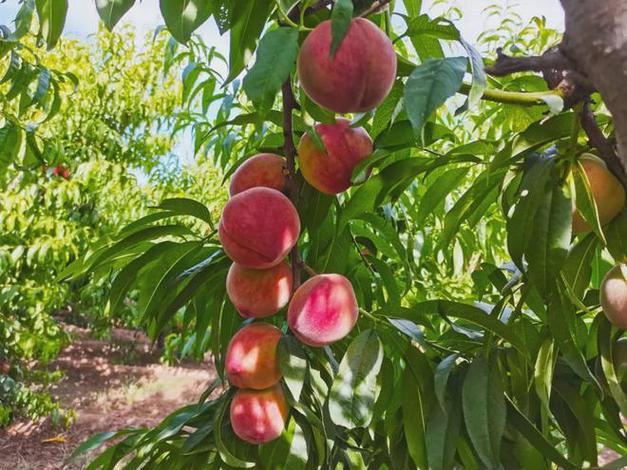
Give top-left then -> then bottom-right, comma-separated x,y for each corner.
0,325 -> 215,470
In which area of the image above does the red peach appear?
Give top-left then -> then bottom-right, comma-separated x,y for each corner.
227,262 -> 293,318
297,18 -> 397,113
219,187 -> 300,269
225,323 -> 282,390
230,384 -> 289,444
287,274 -> 359,347
600,264 -> 627,330
298,119 -> 373,195
572,154 -> 625,233
230,154 -> 287,196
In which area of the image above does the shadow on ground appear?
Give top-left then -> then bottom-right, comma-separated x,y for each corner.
0,325 -> 215,470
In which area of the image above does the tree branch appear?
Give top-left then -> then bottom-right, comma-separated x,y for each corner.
579,102 -> 627,188
282,77 -> 303,290
485,47 -> 572,76
360,0 -> 392,17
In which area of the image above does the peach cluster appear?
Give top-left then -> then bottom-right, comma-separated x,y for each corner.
219,154 -> 360,445
218,14 -> 395,447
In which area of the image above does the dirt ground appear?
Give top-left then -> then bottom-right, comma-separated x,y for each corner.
0,325 -> 215,470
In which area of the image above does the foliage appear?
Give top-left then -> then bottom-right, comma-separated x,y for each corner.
2,0 -> 627,468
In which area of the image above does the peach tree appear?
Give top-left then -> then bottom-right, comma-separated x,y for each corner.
3,0 -> 627,468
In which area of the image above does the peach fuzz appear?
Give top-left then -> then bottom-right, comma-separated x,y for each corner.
600,264 -> 627,330
572,154 -> 625,233
298,118 -> 373,195
219,187 -> 300,269
287,274 -> 359,347
225,323 -> 283,390
229,153 -> 287,196
230,384 -> 289,445
226,262 -> 293,318
297,18 -> 397,113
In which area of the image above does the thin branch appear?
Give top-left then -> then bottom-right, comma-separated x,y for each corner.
485,47 -> 572,76
579,101 -> 627,189
360,0 -> 392,17
457,82 -> 563,106
281,77 -> 303,290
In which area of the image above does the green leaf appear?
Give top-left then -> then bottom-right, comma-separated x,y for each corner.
243,27 -> 299,110
226,0 -> 273,84
412,300 -> 528,357
572,160 -> 607,243
597,317 -> 627,415
547,288 -> 601,390
605,208 -> 627,262
506,397 -> 578,470
426,394 -> 462,470
533,338 -> 555,412
159,0 -> 212,44
95,0 -> 136,30
328,329 -> 384,429
404,57 -> 467,134
462,355 -> 506,468
278,335 -> 308,401
330,0 -> 354,57
13,0 -> 36,39
35,0 -> 68,50
415,167 -> 468,226
526,182 -> 572,297
433,354 -> 457,411
460,39 -> 486,110
156,197 -> 213,226
562,233 -> 597,298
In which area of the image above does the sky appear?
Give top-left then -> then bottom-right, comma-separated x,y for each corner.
0,0 -> 565,173
0,0 -> 564,51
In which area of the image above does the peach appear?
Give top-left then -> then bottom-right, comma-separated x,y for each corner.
297,18 -> 397,113
287,274 -> 359,347
225,323 -> 282,389
226,262 -> 293,318
600,264 -> 627,330
219,187 -> 300,269
230,384 -> 289,444
572,154 -> 625,233
298,119 -> 373,195
229,154 -> 287,196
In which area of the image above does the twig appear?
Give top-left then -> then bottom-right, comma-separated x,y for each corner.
360,0 -> 392,17
281,77 -> 303,290
350,229 -> 376,275
457,82 -> 563,106
579,101 -> 627,189
298,261 -> 318,277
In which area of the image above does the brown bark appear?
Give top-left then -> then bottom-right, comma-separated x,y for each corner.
559,0 -> 627,173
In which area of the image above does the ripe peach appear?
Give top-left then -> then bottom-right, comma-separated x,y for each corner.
229,154 -> 287,196
572,154 -> 625,233
600,264 -> 627,330
225,323 -> 282,389
230,384 -> 289,444
219,187 -> 300,269
287,274 -> 359,347
298,119 -> 373,195
226,262 -> 293,318
297,18 -> 397,113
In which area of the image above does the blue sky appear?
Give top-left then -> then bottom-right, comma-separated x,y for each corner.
0,0 -> 565,175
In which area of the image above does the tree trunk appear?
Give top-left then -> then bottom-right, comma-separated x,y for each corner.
560,0 -> 627,173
